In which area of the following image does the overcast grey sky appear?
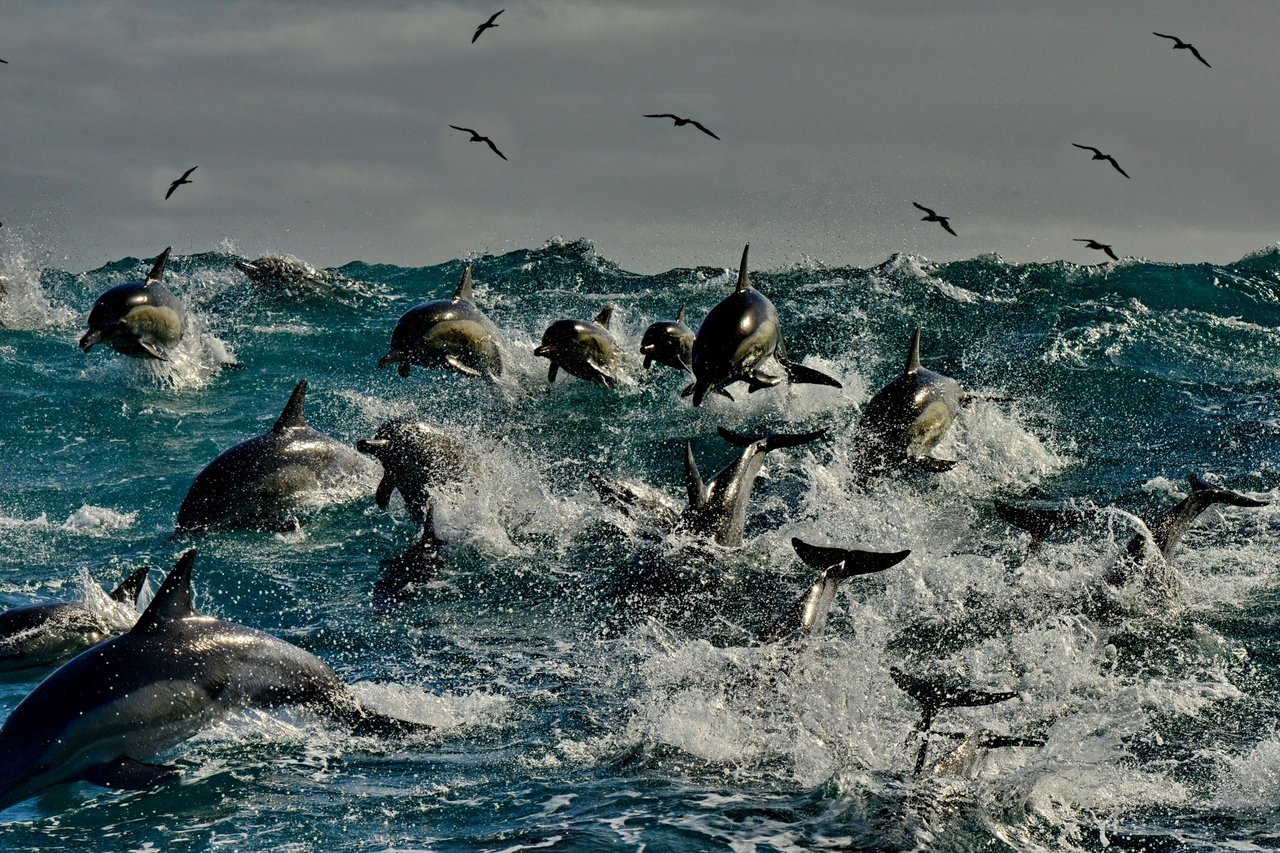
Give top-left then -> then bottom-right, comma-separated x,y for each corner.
0,0 -> 1276,273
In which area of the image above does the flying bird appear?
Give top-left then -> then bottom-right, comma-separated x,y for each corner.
472,10 -> 504,43
1074,238 -> 1119,262
1153,32 -> 1211,68
1071,143 -> 1130,179
449,125 -> 508,161
642,113 -> 721,140
0,58 -> 8,64
911,202 -> 957,236
165,166 -> 198,200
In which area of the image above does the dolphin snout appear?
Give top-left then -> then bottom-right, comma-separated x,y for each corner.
377,352 -> 401,370
78,329 -> 104,353
532,344 -> 556,358
356,438 -> 390,456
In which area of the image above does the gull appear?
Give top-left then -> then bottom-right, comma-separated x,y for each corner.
449,125 -> 508,161
472,10 -> 504,44
1153,32 -> 1211,68
911,202 -> 957,236
1071,143 -> 1130,179
642,113 -> 721,140
165,166 -> 198,200
1074,238 -> 1119,262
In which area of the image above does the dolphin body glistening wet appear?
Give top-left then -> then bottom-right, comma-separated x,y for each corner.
0,567 -> 149,672
357,418 -> 473,525
79,247 -> 186,361
379,265 -> 503,379
640,305 -> 695,373
0,551 -> 427,812
175,380 -> 370,533
534,305 -> 623,387
685,244 -> 841,406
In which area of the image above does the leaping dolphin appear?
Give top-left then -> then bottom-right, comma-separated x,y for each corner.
357,418 -> 473,525
79,247 -> 186,360
0,550 -> 427,812
685,244 -> 841,406
0,567 -> 150,672
379,265 -> 504,379
640,305 -> 695,373
534,305 -> 623,387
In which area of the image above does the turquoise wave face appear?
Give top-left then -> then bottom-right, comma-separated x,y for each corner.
0,240 -> 1278,850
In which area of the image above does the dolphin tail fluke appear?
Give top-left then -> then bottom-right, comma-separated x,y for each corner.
81,756 -> 180,790
1189,474 -> 1269,508
904,326 -> 922,374
455,265 -> 473,300
594,304 -> 614,328
146,246 -> 173,284
779,358 -> 843,389
108,566 -> 151,605
735,244 -> 751,292
791,538 -> 910,580
994,500 -> 1095,553
273,380 -> 309,431
717,426 -> 828,453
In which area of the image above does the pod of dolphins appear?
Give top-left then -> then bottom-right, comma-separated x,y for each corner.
0,241 -> 1269,812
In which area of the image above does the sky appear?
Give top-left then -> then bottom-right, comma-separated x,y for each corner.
0,0 -> 1277,274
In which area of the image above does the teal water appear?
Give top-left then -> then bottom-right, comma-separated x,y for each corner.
1,238 -> 1279,851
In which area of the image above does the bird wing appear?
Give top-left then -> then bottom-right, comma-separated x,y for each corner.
1189,45 -> 1211,67
1152,32 -> 1178,42
488,9 -> 505,24
643,114 -> 680,120
471,26 -> 483,43
940,219 -> 957,237
180,165 -> 198,180
689,120 -> 720,140
1106,157 -> 1130,179
911,202 -> 934,215
485,138 -> 508,161
1072,143 -> 1101,155
1072,238 -> 1090,244
0,58 -> 8,64
450,124 -> 478,136
1103,245 -> 1119,261
164,182 -> 179,200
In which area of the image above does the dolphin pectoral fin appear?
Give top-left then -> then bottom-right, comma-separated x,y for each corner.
780,359 -> 843,389
681,382 -> 696,398
444,355 -> 483,377
398,362 -> 411,378
908,456 -> 957,473
136,339 -> 169,361
546,361 -> 559,383
745,370 -> 784,393
961,392 -> 1012,406
643,355 -> 654,369
82,756 -> 179,790
375,475 -> 395,509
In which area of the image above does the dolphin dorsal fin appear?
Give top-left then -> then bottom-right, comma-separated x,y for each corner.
108,566 -> 151,605
594,304 -> 614,328
677,304 -> 687,324
146,246 -> 172,285
273,381 -> 309,432
455,265 -> 473,301
904,327 -> 922,374
132,550 -> 197,632
684,441 -> 706,509
736,244 -> 750,292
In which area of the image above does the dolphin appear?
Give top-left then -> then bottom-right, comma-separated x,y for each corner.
681,427 -> 827,547
374,505 -> 450,608
0,567 -> 149,672
0,550 -> 426,812
79,247 -> 185,360
853,327 -> 968,477
640,305 -> 695,373
357,418 -> 473,524
379,265 -> 503,379
534,305 -> 622,386
757,538 -> 909,643
685,244 -> 841,406
175,380 -> 371,533
236,255 -> 336,292
996,474 -> 1268,615
890,667 -> 1021,774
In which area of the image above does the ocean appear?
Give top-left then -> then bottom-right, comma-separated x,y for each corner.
1,237 -> 1278,851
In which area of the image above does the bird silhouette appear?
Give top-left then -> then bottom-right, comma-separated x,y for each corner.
0,58 -> 8,64
472,10 -> 504,44
449,125 -> 508,161
1074,238 -> 1119,262
165,166 -> 198,200
911,202 -> 957,236
1071,143 -> 1130,179
643,113 -> 721,140
1153,32 -> 1211,68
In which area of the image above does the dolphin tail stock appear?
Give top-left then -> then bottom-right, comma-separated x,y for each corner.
108,566 -> 152,605
272,380 -> 309,432
145,246 -> 173,285
716,425 -> 828,453
790,537 -> 910,580
1138,474 -> 1270,561
1188,473 -> 1269,508
994,500 -> 1096,554
774,338 -> 842,389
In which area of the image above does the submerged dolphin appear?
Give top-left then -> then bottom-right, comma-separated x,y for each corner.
357,418 -> 473,525
997,474 -> 1268,615
79,247 -> 185,360
0,551 -> 426,812
853,327 -> 970,477
534,305 -> 622,386
379,265 -> 503,379
0,567 -> 149,672
175,380 -> 370,533
758,538 -> 909,643
681,427 -> 827,547
236,255 -> 336,292
640,305 -> 694,373
374,505 -> 450,608
685,244 -> 841,406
